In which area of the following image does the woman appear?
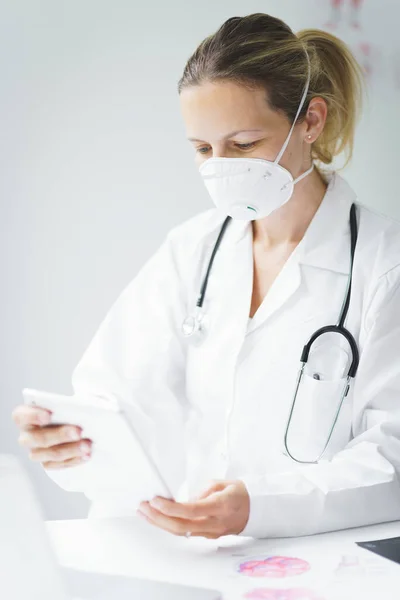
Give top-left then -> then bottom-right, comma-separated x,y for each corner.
13,13 -> 400,539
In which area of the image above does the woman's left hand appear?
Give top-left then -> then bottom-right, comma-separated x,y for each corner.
138,480 -> 250,539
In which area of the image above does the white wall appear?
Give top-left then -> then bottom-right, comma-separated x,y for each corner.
1,0 -> 399,519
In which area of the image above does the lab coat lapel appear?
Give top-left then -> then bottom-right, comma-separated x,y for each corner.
214,219 -> 254,345
248,246 -> 302,332
298,172 -> 355,276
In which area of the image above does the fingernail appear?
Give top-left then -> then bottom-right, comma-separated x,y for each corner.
67,427 -> 80,441
82,453 -> 91,461
139,502 -> 150,514
150,498 -> 162,509
38,414 -> 50,426
80,441 -> 90,453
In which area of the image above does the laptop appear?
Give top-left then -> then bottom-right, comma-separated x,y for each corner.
0,454 -> 221,600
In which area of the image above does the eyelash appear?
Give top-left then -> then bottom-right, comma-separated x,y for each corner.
196,142 -> 257,154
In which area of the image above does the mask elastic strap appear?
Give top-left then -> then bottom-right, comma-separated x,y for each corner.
294,162 -> 314,184
281,162 -> 315,191
274,50 -> 312,166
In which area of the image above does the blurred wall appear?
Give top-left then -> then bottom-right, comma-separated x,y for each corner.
1,0 -> 399,519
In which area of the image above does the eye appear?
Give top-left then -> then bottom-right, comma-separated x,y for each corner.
195,141 -> 258,154
195,146 -> 211,154
234,142 -> 257,150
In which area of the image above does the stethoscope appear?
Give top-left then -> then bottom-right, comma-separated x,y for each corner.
182,204 -> 360,464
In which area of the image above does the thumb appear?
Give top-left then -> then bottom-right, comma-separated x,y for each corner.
192,480 -> 227,501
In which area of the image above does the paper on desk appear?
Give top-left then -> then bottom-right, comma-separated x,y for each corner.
214,535 -> 400,600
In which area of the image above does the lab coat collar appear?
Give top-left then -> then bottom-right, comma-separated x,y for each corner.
228,171 -> 356,275
298,171 -> 356,275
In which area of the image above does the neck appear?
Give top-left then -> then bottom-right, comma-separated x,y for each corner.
252,167 -> 328,249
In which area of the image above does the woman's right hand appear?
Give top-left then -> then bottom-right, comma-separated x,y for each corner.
12,405 -> 92,469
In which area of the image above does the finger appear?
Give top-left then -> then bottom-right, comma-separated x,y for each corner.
149,492 -> 224,520
18,424 -> 82,449
137,506 -> 220,538
138,502 -> 220,536
29,439 -> 92,463
137,509 -> 183,536
43,456 -> 88,470
137,509 -> 220,538
193,481 -> 227,501
12,405 -> 51,429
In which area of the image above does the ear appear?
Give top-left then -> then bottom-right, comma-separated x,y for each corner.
303,97 -> 328,144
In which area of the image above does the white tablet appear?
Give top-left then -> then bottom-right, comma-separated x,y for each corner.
22,388 -> 174,504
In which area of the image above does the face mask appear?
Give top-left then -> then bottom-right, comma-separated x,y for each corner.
198,58 -> 314,221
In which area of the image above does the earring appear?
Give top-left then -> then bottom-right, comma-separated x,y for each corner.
307,135 -> 312,140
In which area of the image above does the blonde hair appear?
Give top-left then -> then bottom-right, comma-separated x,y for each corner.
178,13 -> 364,167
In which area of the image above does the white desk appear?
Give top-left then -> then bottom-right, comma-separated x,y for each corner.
47,517 -> 400,599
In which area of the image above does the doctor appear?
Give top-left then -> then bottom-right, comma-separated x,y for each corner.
13,13 -> 400,539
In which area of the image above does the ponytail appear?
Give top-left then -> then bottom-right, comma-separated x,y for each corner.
297,29 -> 364,165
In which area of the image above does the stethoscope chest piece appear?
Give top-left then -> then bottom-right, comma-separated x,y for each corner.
181,217 -> 232,347
181,308 -> 208,346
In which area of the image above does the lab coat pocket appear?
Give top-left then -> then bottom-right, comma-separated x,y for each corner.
305,335 -> 351,381
284,372 -> 350,463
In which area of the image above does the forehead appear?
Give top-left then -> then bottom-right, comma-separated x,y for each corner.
179,80 -> 284,141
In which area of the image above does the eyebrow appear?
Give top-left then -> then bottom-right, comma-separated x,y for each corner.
187,129 -> 264,142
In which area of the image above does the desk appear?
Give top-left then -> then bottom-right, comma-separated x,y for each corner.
47,517 -> 400,599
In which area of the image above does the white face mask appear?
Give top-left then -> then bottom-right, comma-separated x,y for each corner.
198,60 -> 314,221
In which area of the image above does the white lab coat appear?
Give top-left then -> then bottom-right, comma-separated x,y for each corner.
47,172 -> 400,538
